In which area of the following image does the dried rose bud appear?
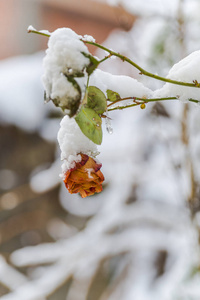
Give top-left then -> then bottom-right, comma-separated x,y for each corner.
63,154 -> 104,198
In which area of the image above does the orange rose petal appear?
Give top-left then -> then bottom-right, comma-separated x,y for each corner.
97,170 -> 104,179
79,187 -> 88,198
63,154 -> 104,198
69,170 -> 89,183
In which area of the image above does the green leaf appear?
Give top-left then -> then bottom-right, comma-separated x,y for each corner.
87,86 -> 107,114
106,89 -> 121,102
82,52 -> 99,75
75,106 -> 102,145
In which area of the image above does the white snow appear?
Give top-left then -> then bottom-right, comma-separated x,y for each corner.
90,69 -> 152,102
57,115 -> 98,173
82,34 -> 96,43
2,2 -> 200,300
27,25 -> 36,32
0,256 -> 28,291
50,73 -> 79,100
107,0 -> 180,18
30,160 -> 61,193
153,50 -> 200,102
0,52 -> 45,131
42,28 -> 90,107
27,25 -> 51,36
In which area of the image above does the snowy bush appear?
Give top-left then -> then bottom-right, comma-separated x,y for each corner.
1,1 -> 200,299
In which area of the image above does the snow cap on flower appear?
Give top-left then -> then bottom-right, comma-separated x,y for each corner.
57,115 -> 99,175
42,28 -> 91,116
57,115 -> 103,198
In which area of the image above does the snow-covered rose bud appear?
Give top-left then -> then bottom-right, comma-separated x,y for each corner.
42,28 -> 91,116
58,115 -> 103,197
63,153 -> 104,198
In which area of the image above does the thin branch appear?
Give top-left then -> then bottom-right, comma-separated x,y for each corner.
83,40 -> 200,88
29,29 -> 200,89
107,96 -> 200,111
107,96 -> 178,108
107,96 -> 177,111
98,54 -> 112,64
108,103 -> 138,111
27,28 -> 50,38
28,29 -> 200,98
188,98 -> 200,103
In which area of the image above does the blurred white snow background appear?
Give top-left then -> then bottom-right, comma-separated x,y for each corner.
1,0 -> 200,299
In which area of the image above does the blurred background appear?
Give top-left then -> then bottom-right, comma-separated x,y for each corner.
1,0 -> 200,299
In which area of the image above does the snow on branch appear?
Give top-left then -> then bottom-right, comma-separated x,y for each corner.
27,26 -> 200,199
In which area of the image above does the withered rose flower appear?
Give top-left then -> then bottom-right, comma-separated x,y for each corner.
63,154 -> 104,198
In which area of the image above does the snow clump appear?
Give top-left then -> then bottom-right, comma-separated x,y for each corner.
153,50 -> 200,102
90,69 -> 153,107
57,115 -> 99,176
42,28 -> 91,115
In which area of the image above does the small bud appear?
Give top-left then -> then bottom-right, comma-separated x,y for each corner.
140,103 -> 146,109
